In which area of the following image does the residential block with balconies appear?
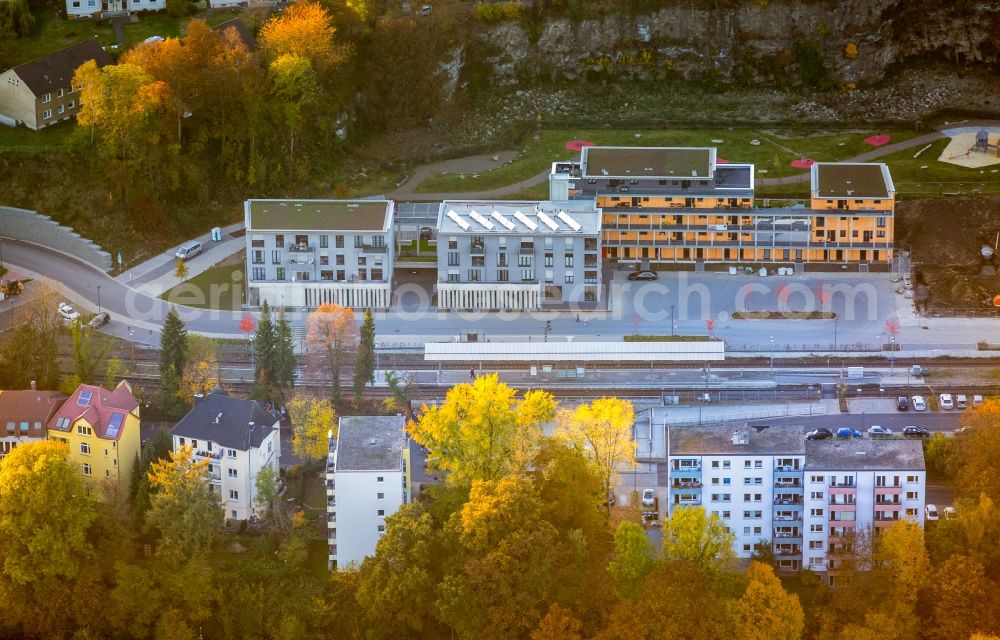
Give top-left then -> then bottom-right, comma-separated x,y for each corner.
169,387 -> 281,522
245,199 -> 395,309
549,146 -> 894,269
435,200 -> 602,310
327,415 -> 410,570
802,438 -> 925,585
667,424 -> 806,572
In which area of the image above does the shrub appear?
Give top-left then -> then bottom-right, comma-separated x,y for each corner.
474,1 -> 524,22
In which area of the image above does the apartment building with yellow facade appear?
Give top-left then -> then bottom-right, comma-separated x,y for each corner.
549,146 -> 894,269
47,381 -> 141,496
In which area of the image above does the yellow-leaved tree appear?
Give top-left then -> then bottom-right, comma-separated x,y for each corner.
259,1 -> 344,70
287,394 -> 336,462
661,505 -> 735,571
735,561 -> 804,640
178,335 -> 219,403
145,445 -> 222,560
408,374 -> 556,484
554,397 -> 635,510
305,303 -> 357,405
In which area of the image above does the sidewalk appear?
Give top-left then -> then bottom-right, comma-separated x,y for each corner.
117,221 -> 244,287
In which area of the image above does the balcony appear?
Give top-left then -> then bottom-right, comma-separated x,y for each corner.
519,246 -> 534,255
828,518 -> 857,527
829,485 -> 857,494
288,244 -> 315,266
774,496 -> 802,505
676,497 -> 701,506
326,480 -> 335,496
360,243 -> 388,254
470,242 -> 485,255
775,465 -> 800,472
671,479 -> 703,489
875,485 -> 903,494
829,503 -> 856,511
193,449 -> 221,460
672,462 -> 701,473
774,480 -> 802,489
207,473 -> 221,485
773,546 -> 802,556
773,513 -> 802,523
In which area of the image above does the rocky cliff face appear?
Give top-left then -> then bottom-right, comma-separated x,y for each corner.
465,0 -> 1000,88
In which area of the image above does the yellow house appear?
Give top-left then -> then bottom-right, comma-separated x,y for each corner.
47,381 -> 141,496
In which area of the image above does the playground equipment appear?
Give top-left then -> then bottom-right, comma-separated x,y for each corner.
950,129 -> 1000,160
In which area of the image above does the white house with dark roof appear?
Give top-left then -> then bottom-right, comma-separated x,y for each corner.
244,199 -> 395,309
435,200 -> 602,310
327,415 -> 410,570
169,387 -> 281,522
0,40 -> 112,130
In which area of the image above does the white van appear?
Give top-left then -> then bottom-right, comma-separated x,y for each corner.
175,241 -> 201,261
956,394 -> 968,409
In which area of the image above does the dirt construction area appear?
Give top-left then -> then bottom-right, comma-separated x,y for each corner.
896,196 -> 1000,310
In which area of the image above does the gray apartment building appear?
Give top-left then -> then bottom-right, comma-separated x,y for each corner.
244,199 -> 394,309
435,200 -> 602,310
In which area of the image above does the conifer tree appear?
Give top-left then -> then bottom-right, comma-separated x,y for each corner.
158,306 -> 188,418
253,301 -> 276,392
274,309 -> 296,393
354,308 -> 376,405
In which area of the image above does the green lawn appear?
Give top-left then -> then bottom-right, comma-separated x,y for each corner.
0,118 -> 76,152
0,10 -> 116,68
880,138 -> 1000,197
120,13 -> 186,48
413,128 -> 926,195
160,262 -> 246,310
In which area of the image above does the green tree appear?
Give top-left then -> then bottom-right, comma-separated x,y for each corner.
924,431 -> 957,481
0,440 -> 97,584
255,465 -> 280,521
0,287 -> 62,389
158,306 -> 188,418
735,561 -> 804,640
268,53 -> 320,170
608,521 -> 657,599
287,395 -> 336,462
273,308 -> 296,393
408,374 -> 556,485
70,320 -> 112,385
0,0 -> 34,39
353,308 -> 376,405
383,370 -> 415,417
253,300 -> 277,394
144,445 -> 223,560
661,506 -> 735,571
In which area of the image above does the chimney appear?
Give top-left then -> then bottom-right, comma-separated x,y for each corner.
30,380 -> 36,391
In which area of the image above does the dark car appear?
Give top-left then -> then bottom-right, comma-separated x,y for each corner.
627,271 -> 658,281
903,426 -> 932,438
805,428 -> 833,440
896,396 -> 909,411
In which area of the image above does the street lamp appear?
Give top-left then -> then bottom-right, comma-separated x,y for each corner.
670,304 -> 676,337
833,317 -> 838,351
890,335 -> 895,370
97,285 -> 102,315
769,336 -> 775,374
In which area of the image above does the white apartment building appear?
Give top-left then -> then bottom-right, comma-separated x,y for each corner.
435,200 -> 602,310
245,199 -> 395,309
66,0 -> 164,18
170,388 -> 282,522
667,424 -> 806,572
327,415 -> 410,570
802,439 -> 926,584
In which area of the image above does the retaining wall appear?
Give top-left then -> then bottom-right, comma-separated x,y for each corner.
0,206 -> 112,272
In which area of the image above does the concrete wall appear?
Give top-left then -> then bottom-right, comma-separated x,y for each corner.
0,206 -> 113,272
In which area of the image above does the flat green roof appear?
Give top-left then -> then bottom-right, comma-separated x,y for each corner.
813,164 -> 892,199
582,147 -> 714,179
248,200 -> 391,231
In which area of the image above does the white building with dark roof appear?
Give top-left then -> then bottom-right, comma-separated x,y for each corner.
245,199 -> 395,309
169,387 -> 281,522
327,415 -> 410,570
435,200 -> 602,310
803,438 -> 925,584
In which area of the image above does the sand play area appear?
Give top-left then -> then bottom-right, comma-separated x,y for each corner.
938,127 -> 1000,168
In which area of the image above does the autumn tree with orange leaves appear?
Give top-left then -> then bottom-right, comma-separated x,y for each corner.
259,1 -> 346,71
305,303 -> 357,404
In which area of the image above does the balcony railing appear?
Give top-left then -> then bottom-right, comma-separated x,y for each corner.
361,244 -> 388,254
672,480 -> 703,489
774,496 -> 803,505
830,482 -> 856,488
288,243 -> 314,253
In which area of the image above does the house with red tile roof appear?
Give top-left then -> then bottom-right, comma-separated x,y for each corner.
47,380 -> 141,494
0,383 -> 66,460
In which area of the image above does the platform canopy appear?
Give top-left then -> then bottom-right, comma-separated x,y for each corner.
424,340 -> 725,362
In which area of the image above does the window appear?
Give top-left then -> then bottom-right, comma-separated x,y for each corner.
320,235 -> 329,248
810,524 -> 824,532
252,250 -> 264,264
711,461 -> 719,468
544,254 -> 553,267
227,449 -> 237,459
57,88 -> 64,98
377,476 -> 384,482
378,509 -> 385,516
448,252 -> 460,266
276,267 -> 286,281
228,468 -> 238,478
906,475 -> 918,483
722,478 -> 731,485
722,511 -> 731,518
744,460 -> 751,469
809,541 -> 823,549
564,273 -> 574,284
354,235 -> 364,248
521,269 -> 534,281
811,491 -> 824,500
252,267 -> 266,280
42,93 -> 52,103
447,271 -> 460,283
810,508 -> 825,517
722,461 -> 731,469
271,250 -> 281,264
229,490 -> 239,500
906,491 -> 919,500
743,526 -> 751,535
711,478 -> 720,485
57,104 -> 65,114
468,269 -> 481,282
496,269 -> 509,282
80,442 -> 91,455
82,463 -> 92,476
378,524 -> 385,532
335,254 -> 345,265
358,256 -> 367,266
377,492 -> 384,499
232,510 -> 238,519
371,268 -> 383,281
77,425 -> 92,436
906,508 -> 918,517
472,256 -> 485,267
497,253 -> 508,267
564,255 -> 574,267
810,475 -> 825,483
755,460 -> 763,469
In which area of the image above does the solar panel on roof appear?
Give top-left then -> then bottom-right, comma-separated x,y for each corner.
513,211 -> 537,231
557,211 -> 582,232
446,210 -> 470,231
469,210 -> 495,231
106,412 -> 124,438
491,211 -> 515,230
536,211 -> 559,231
77,390 -> 93,407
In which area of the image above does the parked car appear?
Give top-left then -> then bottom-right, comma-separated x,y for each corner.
925,504 -> 939,521
943,506 -> 956,519
939,393 -> 954,410
836,427 -> 862,439
418,3 -> 431,15
57,302 -> 80,322
175,241 -> 202,261
956,394 -> 968,409
805,428 -> 833,440
911,395 -> 927,411
641,488 -> 656,507
973,394 -> 984,408
868,425 -> 893,437
903,426 -> 932,438
896,396 -> 909,411
627,271 -> 658,281
88,312 -> 110,328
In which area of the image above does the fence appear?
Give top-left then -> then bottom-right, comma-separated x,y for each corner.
0,206 -> 112,272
